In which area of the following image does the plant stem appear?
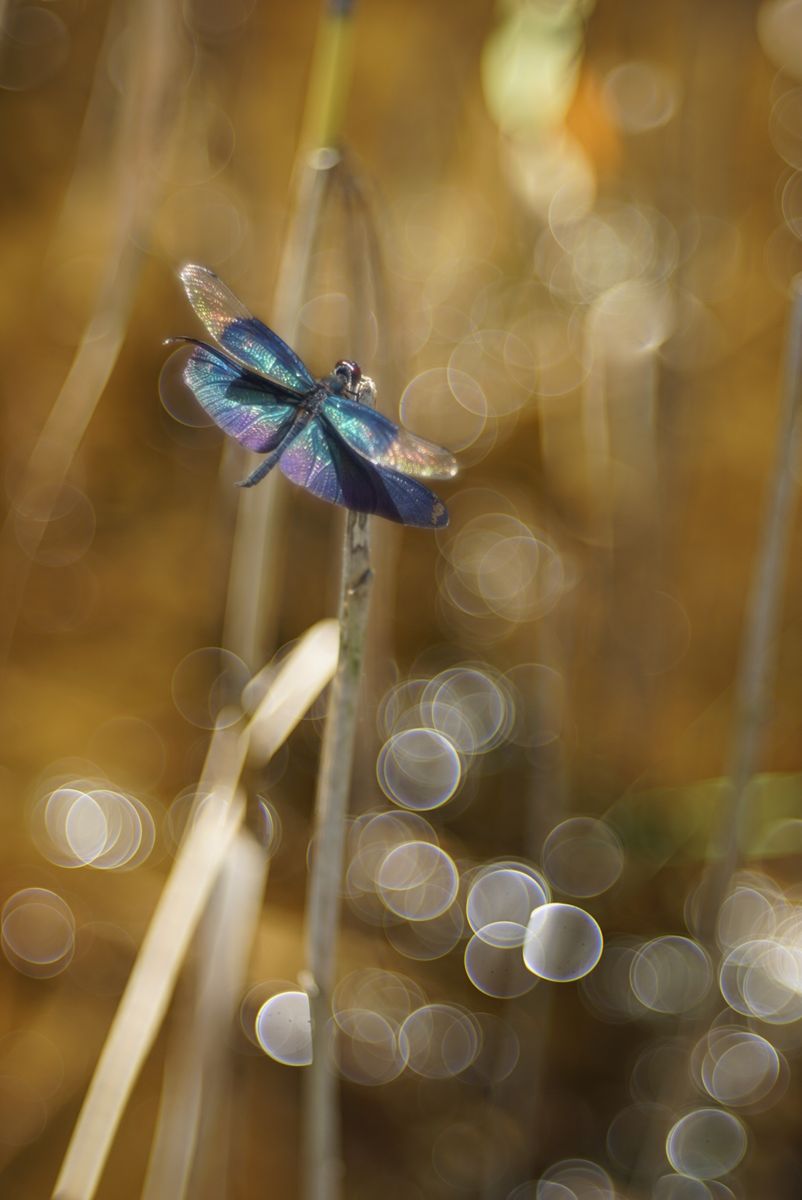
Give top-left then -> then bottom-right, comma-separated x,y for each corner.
301,383 -> 374,1200
223,0 -> 358,668
0,0 -> 180,664
221,154 -> 336,667
52,624 -> 339,1200
628,279 -> 802,1195
696,279 -> 802,942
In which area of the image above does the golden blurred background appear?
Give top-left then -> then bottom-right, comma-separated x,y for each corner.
2,0 -> 802,1196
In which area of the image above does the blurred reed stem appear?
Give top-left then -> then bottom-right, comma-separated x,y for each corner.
299,0 -> 356,155
141,831 -> 268,1200
697,278 -> 802,942
53,731 -> 247,1200
53,622 -> 338,1200
630,279 -> 802,1192
222,155 -> 335,666
0,0 -> 181,662
223,0 -> 358,667
301,383 -> 374,1200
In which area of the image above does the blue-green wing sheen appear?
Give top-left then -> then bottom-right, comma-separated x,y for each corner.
182,340 -> 299,452
323,393 -> 458,479
180,264 -> 316,393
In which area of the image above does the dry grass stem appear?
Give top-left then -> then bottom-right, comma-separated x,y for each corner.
697,279 -> 802,940
222,0 -> 357,668
53,779 -> 245,1200
141,831 -> 268,1200
302,380 -> 375,1200
0,0 -> 181,661
53,622 -> 340,1199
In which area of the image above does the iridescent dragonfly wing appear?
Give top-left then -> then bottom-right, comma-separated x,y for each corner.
181,339 -> 300,452
323,393 -> 458,479
279,417 -> 449,527
180,264 -> 316,394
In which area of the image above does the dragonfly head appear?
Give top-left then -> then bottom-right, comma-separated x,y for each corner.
333,359 -> 362,394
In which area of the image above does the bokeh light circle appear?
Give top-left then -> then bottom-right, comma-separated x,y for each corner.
630,936 -> 712,1014
758,0 -> 802,81
378,678 -> 428,739
1,888 -> 75,978
383,904 -> 464,961
375,841 -> 459,921
333,1009 -> 405,1085
13,482 -> 96,566
255,991 -> 312,1067
770,86 -> 802,169
697,1029 -> 782,1109
38,784 -> 155,872
523,903 -> 603,982
465,930 -> 538,998
159,347 -> 216,427
578,938 -> 643,1023
400,367 -> 488,454
333,968 -> 425,1032
602,61 -> 679,133
542,818 -> 624,898
448,329 -> 534,417
399,1004 -> 480,1079
467,867 -> 548,946
377,728 -> 462,811
346,810 -> 439,925
653,1176 -> 712,1200
719,938 -> 802,1023
716,884 -> 777,951
439,509 -> 566,627
666,1109 -> 747,1180
421,666 -> 511,754
538,1157 -> 615,1200
171,646 -> 250,729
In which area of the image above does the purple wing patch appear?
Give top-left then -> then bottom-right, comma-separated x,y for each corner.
280,418 -> 449,527
182,340 -> 299,453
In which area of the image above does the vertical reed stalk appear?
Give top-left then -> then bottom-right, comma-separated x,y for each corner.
52,623 -> 339,1200
0,0 -> 181,662
223,0 -> 358,667
301,384 -> 375,1200
697,279 -> 802,941
629,280 -> 802,1192
141,831 -> 268,1200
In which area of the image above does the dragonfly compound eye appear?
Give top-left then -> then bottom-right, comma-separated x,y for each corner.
334,360 -> 362,390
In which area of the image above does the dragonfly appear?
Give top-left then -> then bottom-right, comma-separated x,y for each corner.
167,265 -> 457,528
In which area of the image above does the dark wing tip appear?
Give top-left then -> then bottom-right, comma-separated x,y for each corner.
431,500 -> 449,528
